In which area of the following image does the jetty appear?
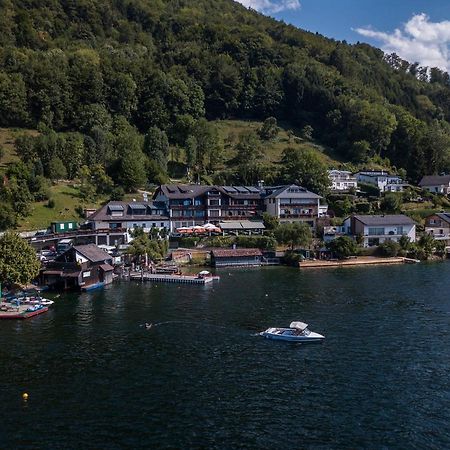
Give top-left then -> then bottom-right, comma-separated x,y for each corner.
129,272 -> 219,285
0,304 -> 49,319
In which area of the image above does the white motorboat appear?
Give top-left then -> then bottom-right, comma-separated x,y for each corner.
261,321 -> 325,342
18,296 -> 55,307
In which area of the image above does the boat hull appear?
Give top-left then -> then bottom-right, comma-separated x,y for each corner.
261,328 -> 325,342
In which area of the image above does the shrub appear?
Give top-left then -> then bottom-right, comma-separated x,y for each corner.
46,198 -> 55,208
378,241 -> 400,257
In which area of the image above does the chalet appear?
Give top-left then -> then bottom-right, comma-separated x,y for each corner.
419,175 -> 450,194
356,171 -> 405,192
342,214 -> 416,247
88,201 -> 170,231
263,184 -> 327,228
424,212 -> 450,245
328,170 -> 358,192
40,244 -> 114,290
211,248 -> 263,267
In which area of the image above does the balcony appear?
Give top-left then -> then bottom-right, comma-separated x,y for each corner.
279,213 -> 315,219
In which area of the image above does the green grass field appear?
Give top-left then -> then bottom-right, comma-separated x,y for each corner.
18,183 -> 105,231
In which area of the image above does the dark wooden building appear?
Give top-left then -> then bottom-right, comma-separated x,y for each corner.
211,248 -> 263,267
40,244 -> 114,290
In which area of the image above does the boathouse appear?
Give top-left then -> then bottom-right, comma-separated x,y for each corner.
40,244 -> 114,290
211,248 -> 263,267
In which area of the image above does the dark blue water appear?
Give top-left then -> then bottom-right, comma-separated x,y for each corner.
1,263 -> 450,449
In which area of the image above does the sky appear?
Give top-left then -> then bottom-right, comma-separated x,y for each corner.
235,0 -> 450,72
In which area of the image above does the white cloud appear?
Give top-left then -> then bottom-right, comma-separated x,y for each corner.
236,0 -> 300,14
355,13 -> 450,73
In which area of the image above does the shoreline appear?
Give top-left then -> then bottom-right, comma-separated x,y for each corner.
299,256 -> 413,269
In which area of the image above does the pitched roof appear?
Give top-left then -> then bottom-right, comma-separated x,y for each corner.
264,184 -> 321,199
419,175 -> 450,186
88,201 -> 169,222
74,244 -> 112,263
435,212 -> 450,224
211,248 -> 263,258
353,214 -> 416,226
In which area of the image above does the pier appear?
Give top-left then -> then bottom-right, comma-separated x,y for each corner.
299,256 -> 410,269
129,272 -> 218,285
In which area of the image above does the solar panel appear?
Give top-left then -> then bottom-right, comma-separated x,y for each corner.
129,203 -> 147,209
223,186 -> 237,193
246,186 -> 259,193
234,186 -> 248,194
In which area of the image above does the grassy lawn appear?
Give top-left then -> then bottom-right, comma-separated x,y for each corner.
18,183 -> 105,231
0,127 -> 39,172
213,119 -> 342,168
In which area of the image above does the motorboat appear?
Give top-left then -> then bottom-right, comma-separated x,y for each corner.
261,321 -> 325,342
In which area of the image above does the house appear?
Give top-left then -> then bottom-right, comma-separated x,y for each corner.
87,201 -> 170,231
210,248 -> 263,267
263,184 -> 327,228
154,184 -> 264,231
356,171 -> 405,192
40,244 -> 114,290
424,212 -> 450,245
342,214 -> 416,247
328,170 -> 358,192
419,175 -> 450,194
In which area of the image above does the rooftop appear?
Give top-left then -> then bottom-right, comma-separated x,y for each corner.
211,248 -> 263,258
419,175 -> 450,186
352,214 -> 416,226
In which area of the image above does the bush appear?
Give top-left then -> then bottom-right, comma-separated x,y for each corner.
46,198 -> 55,208
378,241 -> 400,257
235,235 -> 276,250
283,251 -> 302,266
326,236 -> 358,259
177,237 -> 199,248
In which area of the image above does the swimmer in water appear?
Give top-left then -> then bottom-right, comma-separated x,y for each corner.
145,322 -> 153,330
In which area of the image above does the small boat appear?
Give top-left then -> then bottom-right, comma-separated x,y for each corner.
20,296 -> 54,307
261,321 -> 325,342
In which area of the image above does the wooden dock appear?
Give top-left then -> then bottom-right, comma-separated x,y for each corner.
129,272 -> 217,284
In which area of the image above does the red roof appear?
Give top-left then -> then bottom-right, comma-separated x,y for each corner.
100,264 -> 114,272
211,248 -> 263,258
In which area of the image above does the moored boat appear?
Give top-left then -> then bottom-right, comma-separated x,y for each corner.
0,303 -> 49,319
261,321 -> 325,342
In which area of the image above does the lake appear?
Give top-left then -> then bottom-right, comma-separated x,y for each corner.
1,263 -> 450,449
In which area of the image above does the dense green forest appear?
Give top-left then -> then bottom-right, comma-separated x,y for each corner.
1,0 -> 450,229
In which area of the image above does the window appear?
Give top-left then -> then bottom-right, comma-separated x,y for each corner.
83,271 -> 91,278
161,223 -> 164,228
209,199 -> 220,206
109,223 -> 121,229
368,227 -> 385,236
209,210 -> 220,217
68,223 -> 73,229
397,226 -> 403,235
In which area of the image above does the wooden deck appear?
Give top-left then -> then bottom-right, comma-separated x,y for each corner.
129,272 -> 217,284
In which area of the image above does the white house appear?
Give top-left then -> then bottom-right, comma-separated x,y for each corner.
88,201 -> 170,231
342,214 -> 416,247
328,170 -> 358,191
419,175 -> 450,194
356,171 -> 405,192
264,184 -> 327,228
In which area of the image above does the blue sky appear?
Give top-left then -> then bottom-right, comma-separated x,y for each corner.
236,0 -> 450,72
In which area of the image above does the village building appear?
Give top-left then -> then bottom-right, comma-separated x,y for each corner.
356,171 -> 405,192
218,220 -> 265,234
342,214 -> 416,247
328,170 -> 358,192
40,244 -> 115,290
153,184 -> 263,231
419,175 -> 450,194
424,212 -> 450,246
210,248 -> 263,267
263,184 -> 327,228
87,201 -> 170,231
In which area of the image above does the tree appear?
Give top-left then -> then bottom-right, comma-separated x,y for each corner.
234,132 -> 264,185
326,236 -> 358,259
262,212 -> 279,231
0,231 -> 40,286
0,202 -> 17,231
380,193 -> 402,213
48,156 -> 67,180
143,126 -> 170,171
348,140 -> 370,163
301,125 -> 313,140
275,222 -> 312,250
280,147 -> 330,195
258,117 -> 279,140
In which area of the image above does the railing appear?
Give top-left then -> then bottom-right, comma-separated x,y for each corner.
279,214 -> 315,219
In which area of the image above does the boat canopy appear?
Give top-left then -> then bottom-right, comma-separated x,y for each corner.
290,321 -> 308,330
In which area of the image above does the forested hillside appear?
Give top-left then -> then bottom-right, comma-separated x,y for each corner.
1,0 -> 450,229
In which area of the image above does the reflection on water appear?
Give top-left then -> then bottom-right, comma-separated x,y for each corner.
1,263 -> 450,448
